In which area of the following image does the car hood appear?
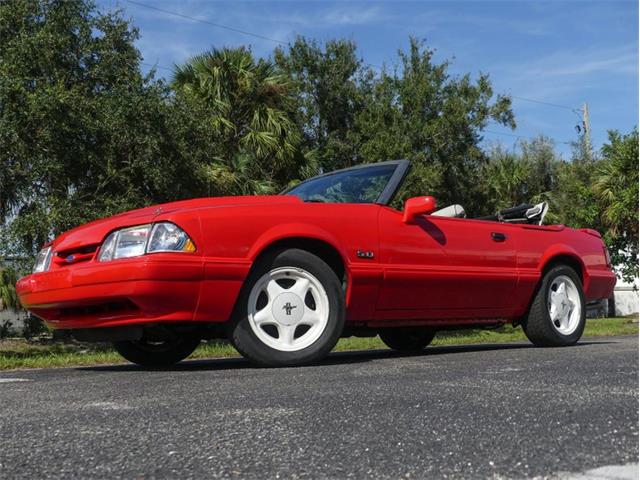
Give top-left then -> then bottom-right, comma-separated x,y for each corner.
50,195 -> 301,253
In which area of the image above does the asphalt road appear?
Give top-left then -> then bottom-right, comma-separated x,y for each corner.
0,336 -> 637,479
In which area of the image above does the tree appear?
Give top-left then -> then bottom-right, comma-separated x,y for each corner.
173,47 -> 302,193
276,37 -> 516,212
482,148 -> 532,210
520,136 -> 559,202
274,37 -> 365,173
366,39 -> 516,211
0,0 -> 202,258
552,142 -> 604,234
480,136 -> 561,217
593,128 -> 639,282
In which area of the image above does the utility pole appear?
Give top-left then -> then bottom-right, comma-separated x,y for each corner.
582,102 -> 591,158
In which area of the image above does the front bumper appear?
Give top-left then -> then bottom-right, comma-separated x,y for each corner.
16,256 -> 248,330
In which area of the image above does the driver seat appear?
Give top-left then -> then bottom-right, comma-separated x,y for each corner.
431,204 -> 466,218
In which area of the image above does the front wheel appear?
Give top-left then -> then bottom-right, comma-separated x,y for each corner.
379,327 -> 436,353
522,264 -> 586,347
113,336 -> 201,367
230,249 -> 345,367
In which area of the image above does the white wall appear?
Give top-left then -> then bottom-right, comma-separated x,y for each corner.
0,309 -> 26,335
613,284 -> 639,317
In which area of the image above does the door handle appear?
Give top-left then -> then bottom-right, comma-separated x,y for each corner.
491,232 -> 507,242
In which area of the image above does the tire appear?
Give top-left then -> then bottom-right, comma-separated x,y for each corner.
522,264 -> 586,347
113,336 -> 201,367
229,248 -> 345,367
379,327 -> 436,353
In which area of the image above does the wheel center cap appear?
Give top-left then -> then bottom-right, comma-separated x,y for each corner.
559,295 -> 569,313
272,292 -> 304,326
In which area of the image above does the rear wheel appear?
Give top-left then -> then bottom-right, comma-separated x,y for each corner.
379,327 -> 436,353
230,248 -> 345,367
113,336 -> 201,367
522,264 -> 586,347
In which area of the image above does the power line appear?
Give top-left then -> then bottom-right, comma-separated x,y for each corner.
510,95 -> 577,111
141,61 -> 173,72
126,1 -> 580,115
124,0 -> 288,45
125,0 -> 383,71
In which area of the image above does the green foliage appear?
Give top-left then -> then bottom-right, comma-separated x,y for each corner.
482,148 -> 533,210
173,47 -> 302,193
553,145 -> 603,230
22,314 -> 47,340
276,37 -> 516,211
199,153 -> 276,196
373,39 -> 515,211
593,129 -> 639,282
0,0 -> 204,256
274,37 -> 365,173
481,136 -> 560,217
0,268 -> 19,312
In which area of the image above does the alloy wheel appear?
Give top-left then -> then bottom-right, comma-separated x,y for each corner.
247,267 -> 330,352
547,274 -> 582,335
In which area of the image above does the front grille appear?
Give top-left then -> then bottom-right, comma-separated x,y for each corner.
52,244 -> 99,267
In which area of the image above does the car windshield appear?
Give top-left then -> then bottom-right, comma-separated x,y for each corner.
285,163 -> 400,204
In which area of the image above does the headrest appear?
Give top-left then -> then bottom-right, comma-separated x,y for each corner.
431,204 -> 466,218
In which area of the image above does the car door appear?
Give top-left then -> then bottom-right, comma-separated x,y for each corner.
376,206 -> 518,317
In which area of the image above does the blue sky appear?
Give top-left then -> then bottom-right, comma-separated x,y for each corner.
97,0 -> 638,158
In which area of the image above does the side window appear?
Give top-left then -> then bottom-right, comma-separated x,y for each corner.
325,174 -> 390,203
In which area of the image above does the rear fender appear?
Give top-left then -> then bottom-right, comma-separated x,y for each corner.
538,244 -> 588,289
512,245 -> 587,326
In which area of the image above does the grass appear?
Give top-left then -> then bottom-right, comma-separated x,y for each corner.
0,317 -> 636,371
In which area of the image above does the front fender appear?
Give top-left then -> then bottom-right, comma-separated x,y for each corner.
247,223 -> 350,267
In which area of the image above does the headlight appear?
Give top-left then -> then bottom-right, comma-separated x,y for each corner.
148,222 -> 196,253
99,224 -> 151,261
33,246 -> 53,272
98,222 -> 195,262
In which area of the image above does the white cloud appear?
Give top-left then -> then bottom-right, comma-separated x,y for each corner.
490,44 -> 638,102
321,5 -> 388,26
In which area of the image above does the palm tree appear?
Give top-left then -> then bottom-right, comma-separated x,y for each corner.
172,48 -> 302,194
483,150 -> 531,210
200,153 -> 275,196
593,129 -> 639,238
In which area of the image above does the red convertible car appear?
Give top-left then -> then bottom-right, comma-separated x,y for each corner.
17,160 -> 616,367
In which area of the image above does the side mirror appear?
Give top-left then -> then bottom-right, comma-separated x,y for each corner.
403,196 -> 437,224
